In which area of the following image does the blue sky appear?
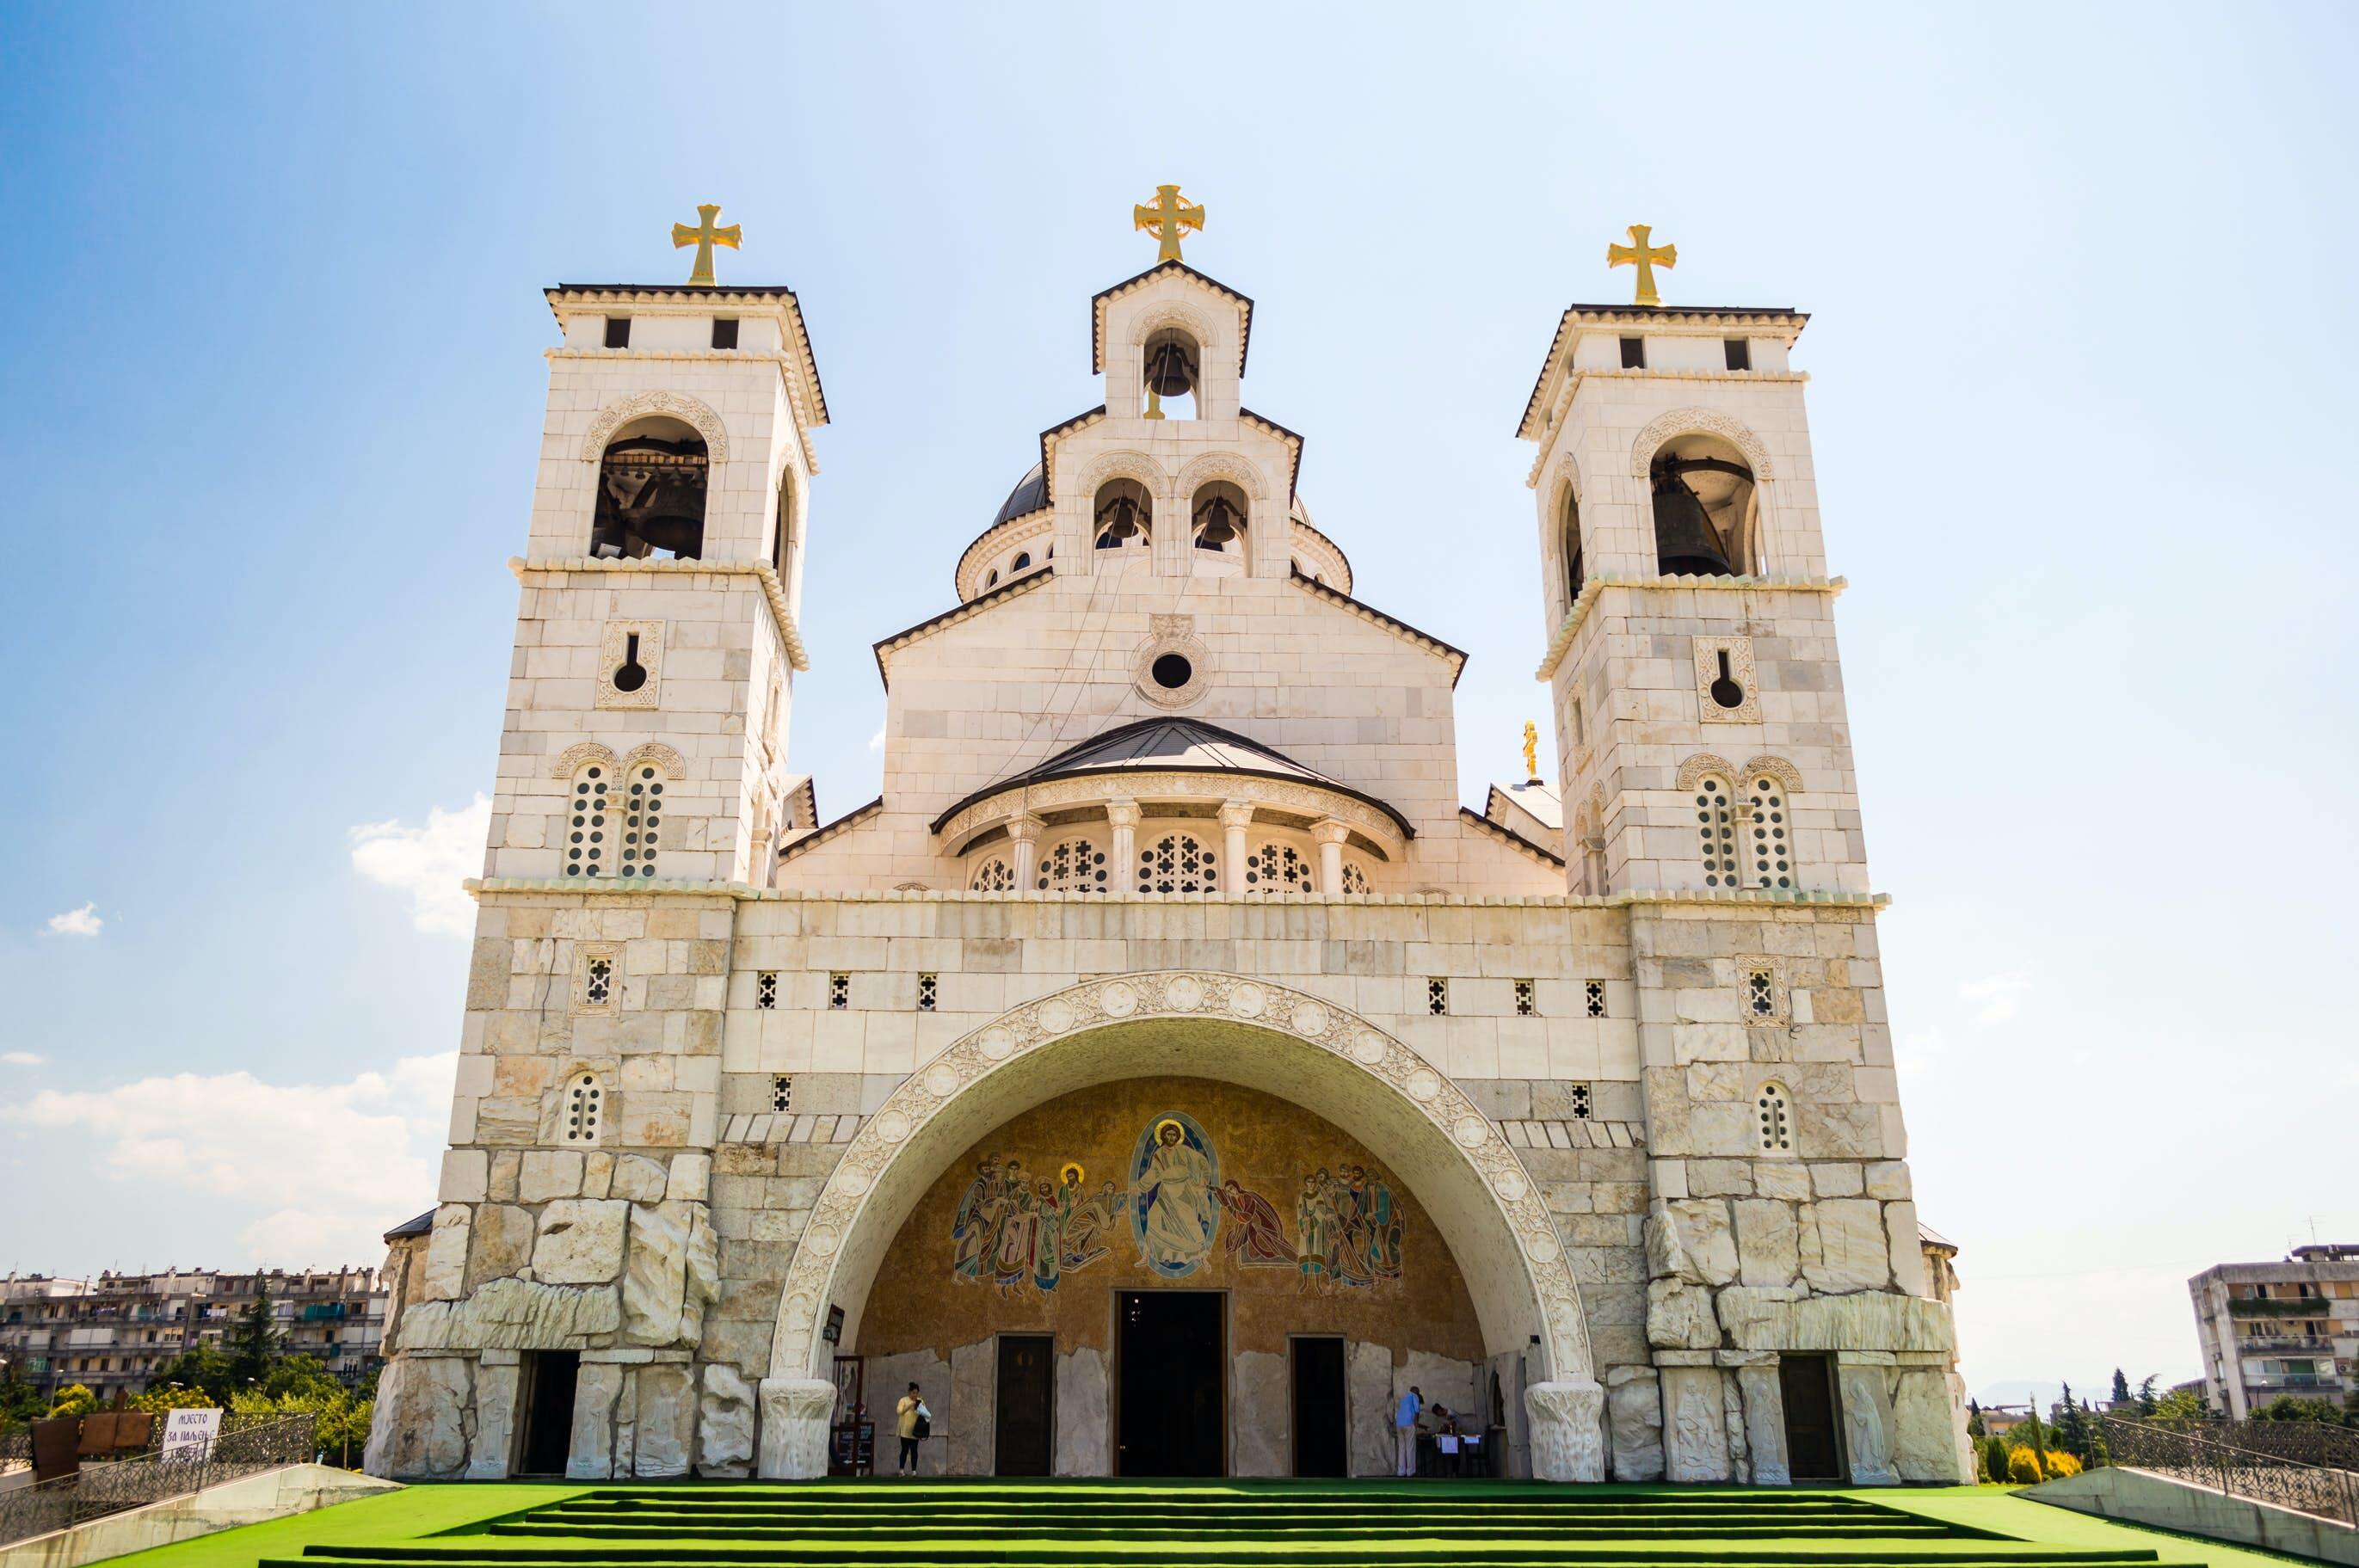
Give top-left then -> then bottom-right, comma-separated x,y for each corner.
2,3 -> 2352,1399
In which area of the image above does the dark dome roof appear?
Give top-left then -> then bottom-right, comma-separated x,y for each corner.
992,463 -> 1049,526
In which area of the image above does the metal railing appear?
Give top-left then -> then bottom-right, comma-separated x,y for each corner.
2101,1414 -> 2359,1528
0,1414 -> 316,1547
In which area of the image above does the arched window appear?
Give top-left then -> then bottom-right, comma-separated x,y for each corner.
620,763 -> 668,878
1244,842 -> 1311,894
592,417 -> 708,561
1339,861 -> 1371,896
564,763 -> 611,877
771,468 -> 797,585
1037,837 -> 1107,893
1137,833 -> 1216,892
1746,774 -> 1792,889
1755,1082 -> 1793,1155
1011,550 -> 1032,573
1694,774 -> 1737,888
1093,480 -> 1152,551
986,569 -> 1000,588
563,1073 -> 605,1147
1559,483 -> 1585,611
970,857 -> 1013,892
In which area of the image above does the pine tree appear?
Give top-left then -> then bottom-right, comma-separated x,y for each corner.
1967,1399 -> 1985,1438
227,1282 -> 283,1387
2110,1368 -> 2131,1407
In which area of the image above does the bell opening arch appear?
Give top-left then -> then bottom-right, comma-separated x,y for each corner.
755,971 -> 1605,1481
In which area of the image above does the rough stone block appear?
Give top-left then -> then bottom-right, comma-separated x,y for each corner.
1799,1198 -> 1890,1294
612,1154 -> 670,1204
1524,1379 -> 1605,1482
1055,1345 -> 1110,1476
534,1198 -> 629,1284
519,1151 -> 584,1204
1604,1364 -> 1664,1481
465,1203 -> 536,1290
1646,1278 -> 1720,1350
1732,1198 -> 1799,1289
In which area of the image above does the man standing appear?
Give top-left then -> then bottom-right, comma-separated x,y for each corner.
1394,1384 -> 1422,1478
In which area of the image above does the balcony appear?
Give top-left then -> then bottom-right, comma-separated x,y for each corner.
2239,1335 -> 2336,1353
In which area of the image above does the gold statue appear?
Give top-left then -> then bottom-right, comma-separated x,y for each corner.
1607,224 -> 1676,307
671,204 -> 742,287
1134,184 -> 1206,263
1522,720 -> 1539,781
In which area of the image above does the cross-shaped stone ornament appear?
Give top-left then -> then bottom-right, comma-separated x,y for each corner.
1606,224 -> 1677,307
672,203 -> 742,287
1133,185 -> 1206,263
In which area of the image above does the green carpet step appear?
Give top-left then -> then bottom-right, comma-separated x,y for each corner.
485,1526 -> 1962,1546
514,1512 -> 1958,1534
291,1547 -> 2181,1566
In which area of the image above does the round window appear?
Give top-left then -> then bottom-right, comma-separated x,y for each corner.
1150,653 -> 1194,691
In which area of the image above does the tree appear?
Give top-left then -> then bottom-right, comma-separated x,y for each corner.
0,1370 -> 45,1431
48,1384 -> 97,1418
1981,1433 -> 2010,1485
2110,1368 -> 2132,1407
262,1354 -> 340,1401
227,1285 -> 283,1387
2253,1395 -> 2350,1426
1967,1399 -> 1986,1438
2135,1374 -> 2159,1417
147,1343 -> 236,1405
2006,1447 -> 2042,1484
2150,1387 -> 2206,1423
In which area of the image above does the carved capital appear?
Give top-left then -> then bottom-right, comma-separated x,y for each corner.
1217,801 -> 1258,831
1310,818 -> 1353,847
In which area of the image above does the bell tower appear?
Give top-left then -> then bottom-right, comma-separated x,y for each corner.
1518,232 -> 1865,897
478,211 -> 828,888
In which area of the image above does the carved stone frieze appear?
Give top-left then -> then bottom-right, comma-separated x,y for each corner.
1627,407 -> 1775,481
579,390 -> 730,464
938,770 -> 1402,853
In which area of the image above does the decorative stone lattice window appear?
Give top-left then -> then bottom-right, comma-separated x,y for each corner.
1137,833 -> 1216,892
1340,861 -> 1371,895
1756,1082 -> 1794,1154
1245,843 -> 1311,894
1427,978 -> 1449,1015
918,973 -> 938,1012
1038,838 -> 1107,893
565,765 -> 610,877
1745,968 -> 1777,1018
771,1074 -> 793,1113
1696,775 -> 1738,888
1585,979 -> 1607,1018
1568,1083 -> 1593,1121
563,1073 -> 604,1146
828,972 -> 849,1010
755,972 -> 777,1010
582,956 -> 614,1007
621,765 -> 666,878
1746,775 -> 1792,889
1513,980 -> 1536,1017
970,857 -> 1014,892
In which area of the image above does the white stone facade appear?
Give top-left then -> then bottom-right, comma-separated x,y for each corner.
365,257 -> 1969,1488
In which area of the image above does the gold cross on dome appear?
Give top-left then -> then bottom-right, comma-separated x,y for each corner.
1607,223 -> 1677,307
1134,184 -> 1206,263
671,203 -> 742,287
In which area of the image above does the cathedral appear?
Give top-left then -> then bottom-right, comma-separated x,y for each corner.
364,195 -> 1972,1486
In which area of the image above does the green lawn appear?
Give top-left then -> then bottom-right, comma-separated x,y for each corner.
95,1480 -> 2319,1568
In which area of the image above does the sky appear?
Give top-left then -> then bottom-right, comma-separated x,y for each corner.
1,2 -> 2353,1402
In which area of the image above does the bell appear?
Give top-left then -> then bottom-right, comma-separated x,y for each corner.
1651,470 -> 1734,576
1095,495 -> 1143,547
1143,339 -> 1196,397
1193,495 -> 1241,550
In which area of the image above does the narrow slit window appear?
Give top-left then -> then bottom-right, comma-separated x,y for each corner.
1747,776 -> 1792,889
1585,979 -> 1607,1018
1746,968 -> 1776,1018
1696,774 -> 1737,888
583,956 -> 613,1007
565,764 -> 609,878
771,1074 -> 793,1113
622,765 -> 664,879
564,1073 -> 604,1145
1513,980 -> 1536,1017
1723,338 -> 1751,371
1618,335 -> 1646,369
603,317 -> 631,349
828,972 -> 849,1010
917,973 -> 938,1012
711,317 -> 740,350
1756,1082 -> 1793,1153
1568,1084 -> 1592,1121
755,972 -> 778,1010
1427,978 -> 1449,1015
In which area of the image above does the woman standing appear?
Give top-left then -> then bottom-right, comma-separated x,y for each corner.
895,1382 -> 929,1475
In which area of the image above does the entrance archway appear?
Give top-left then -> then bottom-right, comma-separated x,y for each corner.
756,971 -> 1604,1479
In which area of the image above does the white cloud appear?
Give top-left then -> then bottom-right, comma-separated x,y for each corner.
46,903 -> 102,937
5,1053 -> 456,1264
349,796 -> 490,938
868,726 -> 886,752
1958,968 -> 2033,1027
3,1051 -> 46,1067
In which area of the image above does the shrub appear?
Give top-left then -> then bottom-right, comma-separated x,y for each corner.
1981,1434 -> 2011,1483
2006,1446 -> 2043,1485
47,1385 -> 96,1418
2044,1450 -> 2082,1479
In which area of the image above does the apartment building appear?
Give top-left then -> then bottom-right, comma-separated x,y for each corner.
2189,1244 -> 2359,1418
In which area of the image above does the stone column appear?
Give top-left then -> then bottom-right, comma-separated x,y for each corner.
756,1376 -> 837,1479
1106,799 -> 1138,889
1312,819 -> 1352,892
1218,802 -> 1255,882
1008,813 -> 1043,891
1522,1380 -> 1607,1482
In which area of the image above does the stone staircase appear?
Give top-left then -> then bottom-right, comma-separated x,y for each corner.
272,1481 -> 2214,1568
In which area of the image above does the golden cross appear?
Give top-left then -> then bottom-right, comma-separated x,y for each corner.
1606,223 -> 1677,307
1133,184 -> 1205,263
1522,720 -> 1539,781
671,203 -> 742,287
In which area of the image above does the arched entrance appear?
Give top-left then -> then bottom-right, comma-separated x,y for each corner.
755,972 -> 1604,1479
